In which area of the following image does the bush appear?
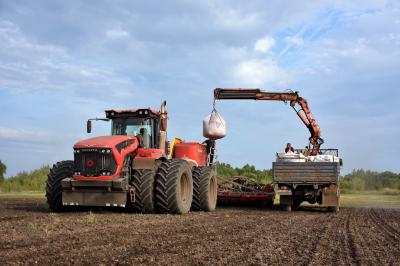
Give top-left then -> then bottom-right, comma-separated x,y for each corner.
0,165 -> 50,192
340,169 -> 400,192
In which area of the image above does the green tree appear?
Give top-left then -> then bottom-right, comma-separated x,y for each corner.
0,160 -> 6,183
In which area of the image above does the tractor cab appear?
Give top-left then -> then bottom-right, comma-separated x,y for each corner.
86,101 -> 168,153
106,108 -> 162,149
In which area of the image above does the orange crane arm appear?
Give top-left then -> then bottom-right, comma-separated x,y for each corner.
213,88 -> 324,156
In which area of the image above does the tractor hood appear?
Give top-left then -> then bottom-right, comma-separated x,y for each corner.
73,136 -> 137,149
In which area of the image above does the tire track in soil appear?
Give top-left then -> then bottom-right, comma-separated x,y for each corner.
339,211 -> 357,266
347,208 -> 396,265
0,216 -> 28,222
345,210 -> 361,266
268,211 -> 323,265
307,209 -> 358,266
302,220 -> 328,266
368,208 -> 399,244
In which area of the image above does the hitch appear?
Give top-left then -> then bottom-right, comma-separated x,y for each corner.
129,188 -> 136,203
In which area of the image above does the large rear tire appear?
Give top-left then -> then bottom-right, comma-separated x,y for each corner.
155,160 -> 193,214
46,160 -> 74,212
191,167 -> 218,211
130,169 -> 156,213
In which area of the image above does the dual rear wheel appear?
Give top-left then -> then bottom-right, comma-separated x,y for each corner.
130,159 -> 217,214
155,160 -> 193,214
191,166 -> 218,212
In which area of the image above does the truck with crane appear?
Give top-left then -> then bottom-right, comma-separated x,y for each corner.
46,101 -> 218,214
213,88 -> 342,211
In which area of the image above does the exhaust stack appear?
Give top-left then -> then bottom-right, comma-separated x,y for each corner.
159,100 -> 168,153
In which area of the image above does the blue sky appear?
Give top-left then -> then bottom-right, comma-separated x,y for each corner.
0,0 -> 399,177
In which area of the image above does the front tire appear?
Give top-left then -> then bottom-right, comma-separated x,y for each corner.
46,161 -> 74,212
130,169 -> 156,213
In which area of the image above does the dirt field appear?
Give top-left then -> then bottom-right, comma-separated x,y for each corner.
0,197 -> 399,265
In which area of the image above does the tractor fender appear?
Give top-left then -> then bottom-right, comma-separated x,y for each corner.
181,158 -> 198,169
132,158 -> 162,171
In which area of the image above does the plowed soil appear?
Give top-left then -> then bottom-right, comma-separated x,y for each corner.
0,198 -> 399,265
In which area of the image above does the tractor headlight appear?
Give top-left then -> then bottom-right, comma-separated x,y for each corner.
100,171 -> 111,176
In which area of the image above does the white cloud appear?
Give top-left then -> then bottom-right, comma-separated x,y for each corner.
105,28 -> 130,39
285,36 -> 304,47
232,58 -> 288,87
0,20 -> 134,98
0,20 -> 68,58
254,36 -> 275,53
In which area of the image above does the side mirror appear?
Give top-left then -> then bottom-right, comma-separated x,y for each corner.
87,120 -> 92,133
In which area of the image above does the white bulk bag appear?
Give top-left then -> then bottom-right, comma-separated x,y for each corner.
276,152 -> 306,162
203,109 -> 226,140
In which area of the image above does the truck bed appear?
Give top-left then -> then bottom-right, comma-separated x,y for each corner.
273,162 -> 339,184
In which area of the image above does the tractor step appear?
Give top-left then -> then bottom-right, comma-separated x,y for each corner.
61,177 -> 130,207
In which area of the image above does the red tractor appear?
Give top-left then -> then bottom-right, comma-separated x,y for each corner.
46,101 -> 217,214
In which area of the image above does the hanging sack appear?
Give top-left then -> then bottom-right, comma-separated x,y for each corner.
203,109 -> 226,140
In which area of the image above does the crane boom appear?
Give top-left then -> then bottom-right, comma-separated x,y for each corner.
213,88 -> 324,155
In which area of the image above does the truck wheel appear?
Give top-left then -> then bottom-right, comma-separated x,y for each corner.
265,199 -> 274,208
328,206 -> 339,212
191,167 -> 218,211
284,205 -> 292,212
130,169 -> 156,213
292,197 -> 301,210
155,160 -> 193,214
46,160 -> 74,212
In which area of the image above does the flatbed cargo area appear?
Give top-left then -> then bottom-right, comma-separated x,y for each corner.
273,162 -> 340,184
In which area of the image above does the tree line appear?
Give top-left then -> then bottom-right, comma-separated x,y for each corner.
340,169 -> 400,192
0,160 -> 50,192
0,160 -> 399,192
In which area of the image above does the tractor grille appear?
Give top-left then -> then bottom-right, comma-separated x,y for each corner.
74,149 -> 117,177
